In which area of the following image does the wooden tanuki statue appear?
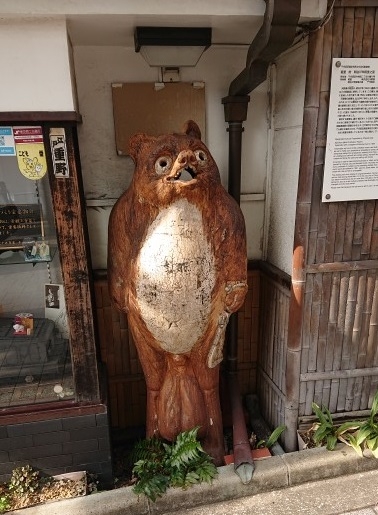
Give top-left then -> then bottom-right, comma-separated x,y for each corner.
108,121 -> 247,465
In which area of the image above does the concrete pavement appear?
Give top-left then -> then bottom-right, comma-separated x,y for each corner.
168,469 -> 378,515
10,444 -> 378,515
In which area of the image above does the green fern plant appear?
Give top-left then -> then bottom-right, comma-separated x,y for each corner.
131,427 -> 218,502
0,495 -> 10,514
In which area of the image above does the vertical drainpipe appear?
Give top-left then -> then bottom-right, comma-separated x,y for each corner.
223,96 -> 250,375
222,96 -> 253,484
222,0 -> 302,481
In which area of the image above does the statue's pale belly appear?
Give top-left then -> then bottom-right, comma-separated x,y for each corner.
135,198 -> 215,354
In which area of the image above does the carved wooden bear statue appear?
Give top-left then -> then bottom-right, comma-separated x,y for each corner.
108,121 -> 247,465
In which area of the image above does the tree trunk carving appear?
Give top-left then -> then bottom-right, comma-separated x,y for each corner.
108,120 -> 247,464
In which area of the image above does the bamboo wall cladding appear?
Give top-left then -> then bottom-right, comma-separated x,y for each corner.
257,264 -> 290,432
94,269 -> 259,429
289,4 -> 378,437
299,269 -> 378,417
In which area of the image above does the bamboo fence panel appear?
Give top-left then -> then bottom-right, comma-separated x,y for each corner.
296,6 -> 378,426
299,269 -> 378,417
257,265 -> 291,432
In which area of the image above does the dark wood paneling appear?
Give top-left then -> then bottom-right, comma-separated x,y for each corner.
94,269 -> 260,429
0,112 -> 81,123
46,125 -> 100,404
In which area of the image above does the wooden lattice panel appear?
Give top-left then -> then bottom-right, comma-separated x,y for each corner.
257,265 -> 290,432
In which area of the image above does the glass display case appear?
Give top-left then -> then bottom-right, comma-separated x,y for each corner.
0,126 -> 74,408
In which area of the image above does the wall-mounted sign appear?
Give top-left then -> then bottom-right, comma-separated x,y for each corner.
0,127 -> 16,156
49,128 -> 69,177
14,126 -> 47,180
322,58 -> 378,202
0,203 -> 42,249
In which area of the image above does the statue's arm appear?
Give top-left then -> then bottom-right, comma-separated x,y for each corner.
215,191 -> 248,314
108,194 -> 133,313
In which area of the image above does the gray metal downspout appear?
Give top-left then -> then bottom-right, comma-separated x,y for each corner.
222,0 -> 301,484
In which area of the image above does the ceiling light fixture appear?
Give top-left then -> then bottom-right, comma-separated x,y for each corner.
134,27 -> 212,67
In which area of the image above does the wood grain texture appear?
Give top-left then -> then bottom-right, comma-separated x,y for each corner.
46,125 -> 100,404
107,121 -> 247,464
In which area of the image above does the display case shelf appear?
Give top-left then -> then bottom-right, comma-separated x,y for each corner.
0,247 -> 57,265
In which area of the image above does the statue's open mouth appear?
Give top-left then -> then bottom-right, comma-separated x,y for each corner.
167,166 -> 197,183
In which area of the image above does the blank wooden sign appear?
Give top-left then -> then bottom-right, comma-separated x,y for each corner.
111,82 -> 206,156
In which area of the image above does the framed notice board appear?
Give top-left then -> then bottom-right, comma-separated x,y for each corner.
111,82 -> 206,156
0,203 -> 42,249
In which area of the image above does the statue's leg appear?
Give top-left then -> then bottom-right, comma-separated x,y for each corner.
190,309 -> 231,465
127,312 -> 165,437
191,353 -> 224,466
158,353 -> 208,441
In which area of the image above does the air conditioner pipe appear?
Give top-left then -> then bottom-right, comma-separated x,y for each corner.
222,0 -> 301,484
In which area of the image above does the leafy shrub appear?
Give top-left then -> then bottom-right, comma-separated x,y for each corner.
8,465 -> 41,495
0,495 -> 10,514
342,390 -> 378,457
310,390 -> 378,455
131,427 -> 218,502
311,403 -> 360,451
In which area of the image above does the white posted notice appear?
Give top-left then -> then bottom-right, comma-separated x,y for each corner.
322,58 -> 378,202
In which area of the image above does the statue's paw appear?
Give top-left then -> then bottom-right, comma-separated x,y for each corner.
225,282 -> 248,313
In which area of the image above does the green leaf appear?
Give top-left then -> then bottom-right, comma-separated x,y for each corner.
336,421 -> 361,436
312,402 -> 327,424
356,426 -> 373,446
344,433 -> 363,457
313,423 -> 334,444
131,426 -> 217,502
265,425 -> 286,448
366,436 -> 378,451
370,390 -> 378,419
133,473 -> 170,502
323,405 -> 334,424
326,434 -> 338,450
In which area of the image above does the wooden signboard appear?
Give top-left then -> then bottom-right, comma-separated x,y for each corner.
111,82 -> 206,156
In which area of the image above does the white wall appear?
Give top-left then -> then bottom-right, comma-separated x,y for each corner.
74,45 -> 269,268
0,18 -> 75,112
266,41 -> 308,276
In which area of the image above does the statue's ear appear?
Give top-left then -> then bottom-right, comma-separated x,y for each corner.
183,120 -> 201,140
128,133 -> 149,161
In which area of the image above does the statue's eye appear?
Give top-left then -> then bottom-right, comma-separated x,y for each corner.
155,156 -> 172,175
195,150 -> 207,165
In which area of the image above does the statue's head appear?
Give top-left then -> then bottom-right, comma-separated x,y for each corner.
128,120 -> 221,205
